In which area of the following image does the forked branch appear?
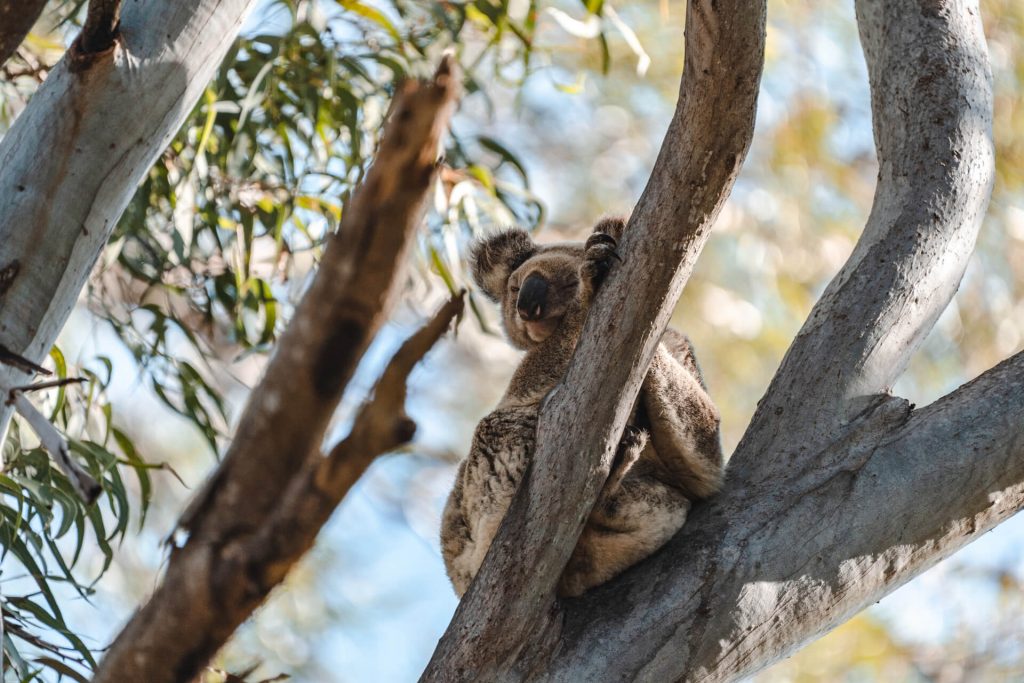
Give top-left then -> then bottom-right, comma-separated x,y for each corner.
93,57 -> 459,683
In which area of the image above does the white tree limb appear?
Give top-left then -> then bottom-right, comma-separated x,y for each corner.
731,0 -> 994,485
425,0 -> 1005,680
0,0 -> 258,442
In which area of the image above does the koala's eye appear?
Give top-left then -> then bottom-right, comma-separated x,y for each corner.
510,285 -> 520,293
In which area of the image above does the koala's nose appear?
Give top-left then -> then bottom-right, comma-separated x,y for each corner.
517,274 -> 548,321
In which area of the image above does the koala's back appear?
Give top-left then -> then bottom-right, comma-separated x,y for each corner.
440,406 -> 537,596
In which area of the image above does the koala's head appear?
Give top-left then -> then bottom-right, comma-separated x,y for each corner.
470,217 -> 625,350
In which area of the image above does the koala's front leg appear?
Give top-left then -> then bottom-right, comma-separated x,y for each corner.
579,231 -> 622,303
642,332 -> 724,500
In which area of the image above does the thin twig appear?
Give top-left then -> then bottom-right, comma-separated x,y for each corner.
0,343 -> 51,376
10,377 -> 86,394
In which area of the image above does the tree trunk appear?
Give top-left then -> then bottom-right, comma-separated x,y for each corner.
423,0 -> 1011,681
0,0 -> 258,441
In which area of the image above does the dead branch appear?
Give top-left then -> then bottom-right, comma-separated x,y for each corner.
92,57 -> 459,683
235,293 -> 464,593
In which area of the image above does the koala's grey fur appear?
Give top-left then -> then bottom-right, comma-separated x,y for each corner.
440,217 -> 724,598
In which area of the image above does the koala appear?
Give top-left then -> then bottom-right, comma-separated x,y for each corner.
440,217 -> 724,598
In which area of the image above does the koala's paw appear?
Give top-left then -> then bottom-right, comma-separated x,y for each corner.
581,232 -> 622,290
602,425 -> 646,500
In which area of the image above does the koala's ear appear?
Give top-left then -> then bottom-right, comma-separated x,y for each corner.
592,216 -> 628,241
470,227 -> 537,301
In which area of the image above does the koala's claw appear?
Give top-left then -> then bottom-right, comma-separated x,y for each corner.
586,232 -> 617,248
582,233 -> 621,287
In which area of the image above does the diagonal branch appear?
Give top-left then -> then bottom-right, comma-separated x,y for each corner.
421,1 -> 767,679
97,295 -> 462,680
92,58 -> 459,683
731,0 -> 995,483
237,293 -> 464,592
0,0 -> 261,443
0,0 -> 48,68
534,350 -> 1024,682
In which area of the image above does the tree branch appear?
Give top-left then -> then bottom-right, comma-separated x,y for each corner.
421,1 -> 767,679
238,293 -> 465,592
92,58 -> 459,683
533,350 -> 1024,682
76,0 -> 123,55
731,0 -> 994,484
0,0 -> 259,441
0,0 -> 47,68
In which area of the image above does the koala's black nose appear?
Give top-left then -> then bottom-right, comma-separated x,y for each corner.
517,274 -> 548,321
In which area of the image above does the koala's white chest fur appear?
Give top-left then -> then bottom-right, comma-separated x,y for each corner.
442,407 -> 536,596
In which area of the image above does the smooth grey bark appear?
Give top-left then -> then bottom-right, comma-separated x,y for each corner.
540,351 -> 1024,682
0,0 -> 258,440
731,0 -> 994,486
424,0 -> 1007,681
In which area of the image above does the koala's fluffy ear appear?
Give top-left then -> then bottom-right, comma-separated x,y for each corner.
592,216 -> 628,241
470,227 -> 537,301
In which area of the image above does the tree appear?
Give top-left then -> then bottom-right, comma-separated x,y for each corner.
0,0 -> 1021,682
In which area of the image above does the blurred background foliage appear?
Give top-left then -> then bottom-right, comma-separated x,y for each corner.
0,0 -> 1022,681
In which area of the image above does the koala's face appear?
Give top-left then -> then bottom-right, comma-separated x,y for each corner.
470,228 -> 588,349
504,245 -> 586,347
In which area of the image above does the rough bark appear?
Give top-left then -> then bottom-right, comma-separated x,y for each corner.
92,59 -> 459,683
0,0 -> 47,67
0,0 -> 259,440
421,1 -> 767,679
423,0 -> 1004,681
